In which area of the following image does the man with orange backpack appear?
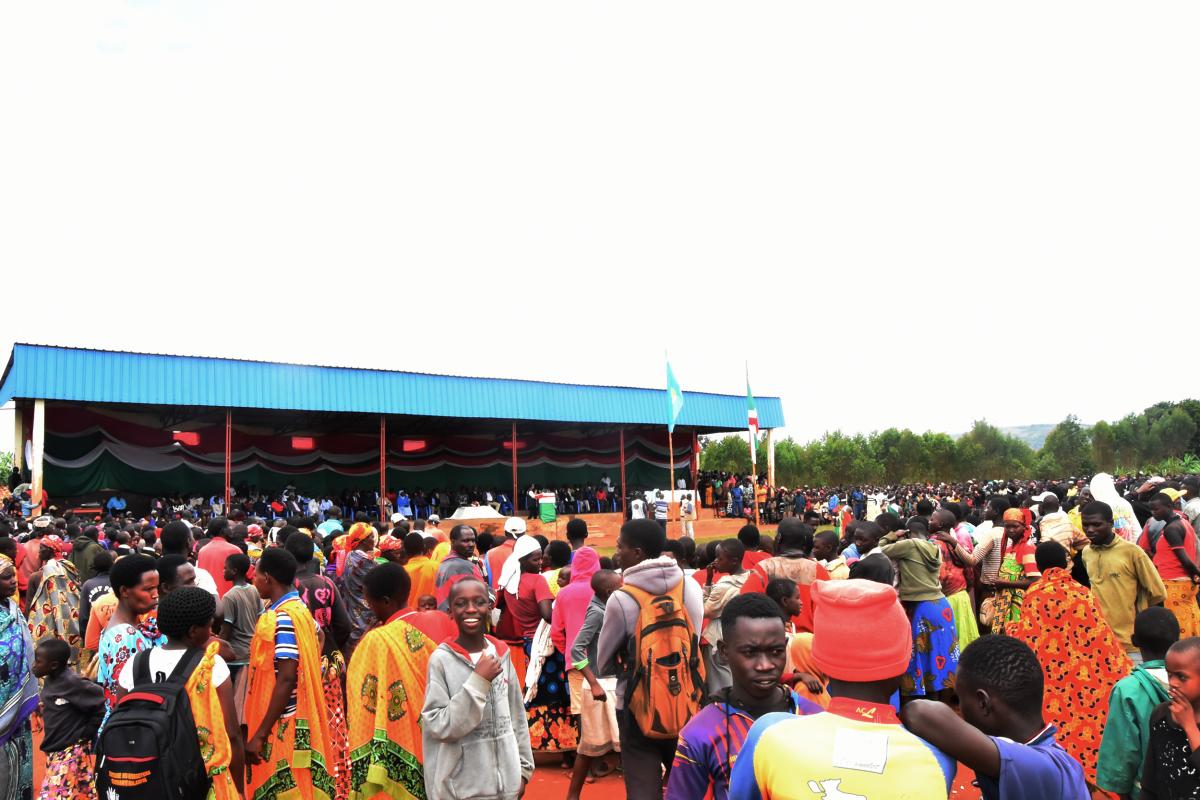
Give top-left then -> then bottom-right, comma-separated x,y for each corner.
597,519 -> 705,800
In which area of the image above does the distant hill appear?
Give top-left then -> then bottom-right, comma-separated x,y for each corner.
998,424 -> 1056,450
998,424 -> 1057,451
951,423 -> 1058,450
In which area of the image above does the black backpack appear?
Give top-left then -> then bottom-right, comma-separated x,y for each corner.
96,647 -> 210,800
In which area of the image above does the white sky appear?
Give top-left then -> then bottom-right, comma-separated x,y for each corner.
2,2 -> 1197,454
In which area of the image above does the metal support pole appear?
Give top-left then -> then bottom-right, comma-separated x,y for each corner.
619,427 -> 627,516
766,428 -> 776,489
690,430 -> 699,490
379,416 -> 388,523
224,410 -> 232,512
511,422 -> 518,517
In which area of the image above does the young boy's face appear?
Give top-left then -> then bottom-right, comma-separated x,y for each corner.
1167,647 -> 1200,704
417,595 -> 437,612
31,648 -> 57,679
449,580 -> 490,638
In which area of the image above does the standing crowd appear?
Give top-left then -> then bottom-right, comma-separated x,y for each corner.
0,470 -> 1197,798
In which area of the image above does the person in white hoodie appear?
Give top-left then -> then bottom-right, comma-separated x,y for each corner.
596,519 -> 704,800
422,577 -> 533,800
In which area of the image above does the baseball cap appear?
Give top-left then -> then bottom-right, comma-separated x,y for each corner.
504,517 -> 527,536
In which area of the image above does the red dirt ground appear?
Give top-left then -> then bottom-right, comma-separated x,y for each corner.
523,755 -> 986,798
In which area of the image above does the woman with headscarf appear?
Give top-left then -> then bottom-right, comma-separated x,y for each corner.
25,535 -> 81,661
1090,473 -> 1142,542
337,521 -> 379,654
496,535 -> 578,758
988,508 -> 1042,632
0,556 -> 37,800
1007,541 -> 1132,784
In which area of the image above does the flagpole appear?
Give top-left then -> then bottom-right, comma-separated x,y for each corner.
668,427 -> 676,536
747,361 -> 760,527
666,351 -> 682,537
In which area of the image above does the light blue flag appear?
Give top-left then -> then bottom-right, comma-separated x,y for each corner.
666,359 -> 684,432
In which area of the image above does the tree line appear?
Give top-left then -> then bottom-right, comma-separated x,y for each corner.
700,399 -> 1200,487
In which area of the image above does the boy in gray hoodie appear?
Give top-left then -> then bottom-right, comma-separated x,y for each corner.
422,576 -> 533,800
597,519 -> 704,800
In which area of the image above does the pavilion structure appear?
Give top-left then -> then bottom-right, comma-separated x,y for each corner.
1,344 -> 786,519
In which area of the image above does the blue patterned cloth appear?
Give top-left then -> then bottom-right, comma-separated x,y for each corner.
901,597 -> 961,697
0,599 -> 37,800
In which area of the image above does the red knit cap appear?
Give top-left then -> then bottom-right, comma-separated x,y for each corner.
811,578 -> 912,682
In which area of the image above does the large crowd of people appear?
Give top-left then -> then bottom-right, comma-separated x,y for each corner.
0,469 -> 1196,799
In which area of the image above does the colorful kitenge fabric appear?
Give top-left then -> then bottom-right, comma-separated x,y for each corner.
185,641 -> 240,800
1164,580 -> 1200,638
0,599 -> 37,800
38,740 -> 95,800
26,560 -> 81,659
522,639 -> 578,753
991,550 -> 1028,633
0,727 -> 32,800
246,596 -> 336,800
1007,567 -> 1132,784
900,598 -> 960,697
346,613 -> 435,800
322,651 -> 351,800
96,621 -> 165,727
340,550 -> 378,654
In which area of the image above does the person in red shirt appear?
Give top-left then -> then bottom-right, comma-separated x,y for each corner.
485,517 -> 525,589
739,525 -> 771,569
196,517 -> 242,598
740,518 -> 829,634
1140,490 -> 1200,638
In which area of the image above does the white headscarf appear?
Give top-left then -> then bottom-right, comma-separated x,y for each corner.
498,535 -> 543,595
1089,472 -> 1141,541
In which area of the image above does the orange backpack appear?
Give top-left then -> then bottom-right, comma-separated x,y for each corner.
619,581 -> 705,739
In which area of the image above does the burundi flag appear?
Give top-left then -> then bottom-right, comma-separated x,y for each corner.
537,491 -> 557,524
666,359 -> 684,433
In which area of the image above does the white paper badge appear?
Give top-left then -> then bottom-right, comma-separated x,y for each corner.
830,728 -> 890,774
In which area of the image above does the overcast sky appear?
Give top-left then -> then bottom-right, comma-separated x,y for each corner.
2,2 -> 1197,454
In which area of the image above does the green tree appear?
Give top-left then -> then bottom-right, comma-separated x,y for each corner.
699,435 -> 752,475
1090,420 -> 1116,473
0,452 -> 10,486
1111,414 -> 1147,469
1150,408 -> 1198,461
1039,415 -> 1093,477
956,420 -> 1035,478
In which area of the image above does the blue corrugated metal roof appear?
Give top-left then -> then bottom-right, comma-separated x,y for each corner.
0,344 -> 785,431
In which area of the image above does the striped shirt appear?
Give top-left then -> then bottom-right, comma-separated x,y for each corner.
271,591 -> 302,717
654,499 -> 669,520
